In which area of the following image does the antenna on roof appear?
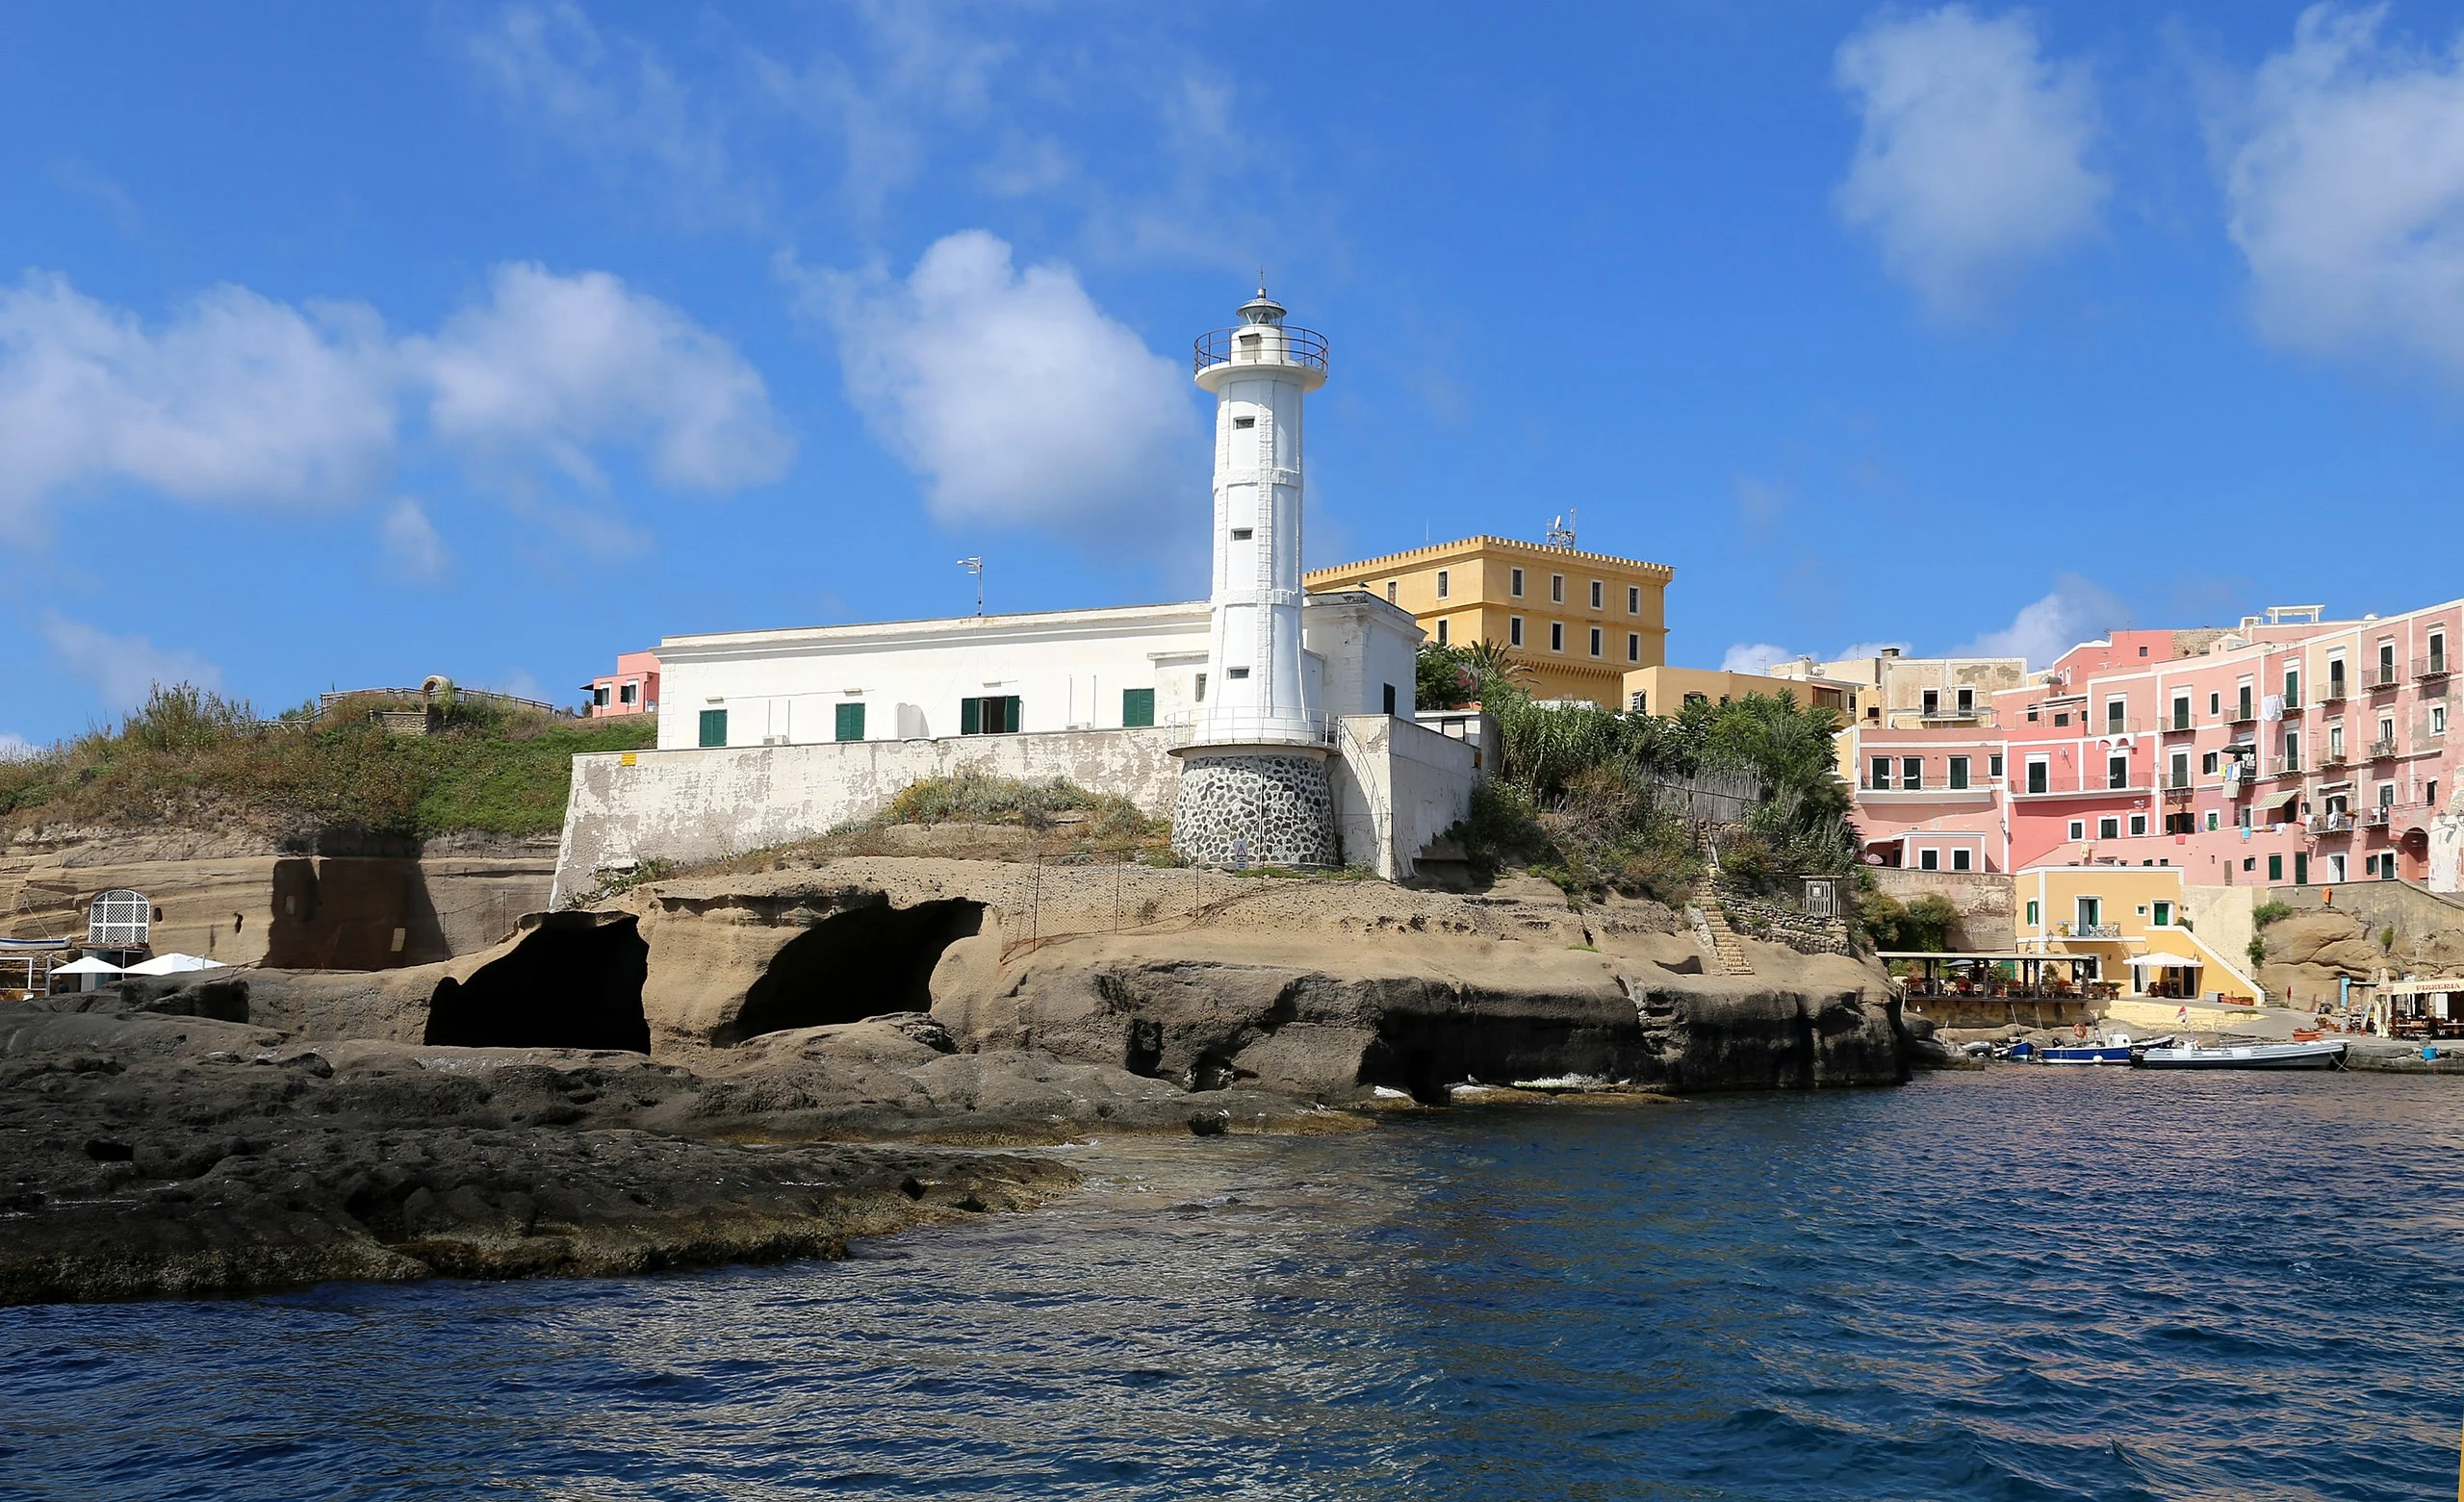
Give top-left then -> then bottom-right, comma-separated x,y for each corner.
957,556 -> 984,616
1545,509 -> 1578,549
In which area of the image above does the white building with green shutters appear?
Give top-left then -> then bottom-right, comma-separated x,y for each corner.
653,591 -> 1420,752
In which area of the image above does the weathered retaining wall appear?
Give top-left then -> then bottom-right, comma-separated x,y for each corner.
1870,868 -> 2015,950
1331,716 -> 1479,880
551,729 -> 1183,905
552,717 -> 1481,902
1712,884 -> 1854,956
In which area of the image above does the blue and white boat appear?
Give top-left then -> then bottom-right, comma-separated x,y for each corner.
2040,1031 -> 2159,1066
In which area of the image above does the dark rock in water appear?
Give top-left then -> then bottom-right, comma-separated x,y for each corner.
1187,1111 -> 1231,1136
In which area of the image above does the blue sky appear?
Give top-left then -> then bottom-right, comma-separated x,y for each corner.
10,2 -> 2464,748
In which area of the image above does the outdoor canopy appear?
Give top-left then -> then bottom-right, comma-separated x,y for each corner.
2129,953 -> 2201,968
124,953 -> 222,976
51,956 -> 123,975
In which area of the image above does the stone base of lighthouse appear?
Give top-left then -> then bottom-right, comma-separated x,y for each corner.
1169,749 -> 1339,868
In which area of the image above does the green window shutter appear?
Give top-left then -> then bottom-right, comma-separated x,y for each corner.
2294,853 -> 2308,885
1002,696 -> 1022,733
834,702 -> 865,742
1121,688 -> 1155,727
960,697 -> 981,735
2268,853 -> 2283,882
698,708 -> 727,748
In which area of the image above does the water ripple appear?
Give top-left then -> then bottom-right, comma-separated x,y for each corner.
4,1070 -> 2462,1498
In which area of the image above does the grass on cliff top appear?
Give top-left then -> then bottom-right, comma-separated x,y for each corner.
0,683 -> 656,844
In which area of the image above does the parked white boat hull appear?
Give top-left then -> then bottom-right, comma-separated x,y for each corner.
2133,1040 -> 2348,1071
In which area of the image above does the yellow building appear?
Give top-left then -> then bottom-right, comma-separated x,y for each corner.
1304,536 -> 1672,706
2014,864 -> 2262,1007
1622,665 -> 1860,719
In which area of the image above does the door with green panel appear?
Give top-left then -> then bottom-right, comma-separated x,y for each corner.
834,702 -> 865,742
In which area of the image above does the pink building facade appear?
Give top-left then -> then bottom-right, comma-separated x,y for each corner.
582,650 -> 660,718
1843,602 -> 2464,893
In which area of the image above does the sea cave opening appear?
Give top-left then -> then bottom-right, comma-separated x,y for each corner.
723,898 -> 986,1045
423,912 -> 652,1054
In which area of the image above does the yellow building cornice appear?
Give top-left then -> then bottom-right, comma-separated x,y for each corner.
1305,534 -> 1676,583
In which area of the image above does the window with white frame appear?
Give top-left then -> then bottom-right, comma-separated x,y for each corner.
2129,813 -> 2148,836
1918,848 -> 1938,871
2067,819 -> 2087,840
1952,848 -> 1972,872
1550,573 -> 1564,603
1509,567 -> 1525,597
2098,816 -> 2120,840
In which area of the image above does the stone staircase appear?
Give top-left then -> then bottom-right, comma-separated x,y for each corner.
1686,900 -> 1756,977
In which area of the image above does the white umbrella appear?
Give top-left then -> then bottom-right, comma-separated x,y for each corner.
52,955 -> 124,976
2129,952 -> 2200,968
124,953 -> 221,976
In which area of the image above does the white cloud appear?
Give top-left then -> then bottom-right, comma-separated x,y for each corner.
1955,573 -> 2128,669
805,230 -> 1196,539
380,497 -> 449,582
462,1 -> 749,225
415,263 -> 792,492
2218,4 -> 2464,377
0,273 -> 398,524
1721,642 -> 1801,675
1835,5 -> 2107,316
40,613 -> 222,712
0,266 -> 788,529
0,732 -> 38,761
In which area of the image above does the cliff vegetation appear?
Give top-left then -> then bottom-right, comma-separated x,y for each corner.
0,683 -> 654,847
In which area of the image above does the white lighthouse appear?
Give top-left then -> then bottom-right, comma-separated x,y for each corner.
1194,287 -> 1326,746
1170,288 -> 1341,868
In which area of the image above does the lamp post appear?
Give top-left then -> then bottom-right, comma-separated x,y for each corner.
957,557 -> 984,617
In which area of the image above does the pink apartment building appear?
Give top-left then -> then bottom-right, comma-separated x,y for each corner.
1843,602 -> 2464,892
582,650 -> 660,718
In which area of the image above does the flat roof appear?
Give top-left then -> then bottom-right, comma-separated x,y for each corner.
1303,534 -> 1675,580
1878,951 -> 2097,962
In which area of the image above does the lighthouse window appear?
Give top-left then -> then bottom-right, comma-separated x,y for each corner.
1230,528 -> 1252,541
1232,416 -> 1255,428
1227,667 -> 1250,679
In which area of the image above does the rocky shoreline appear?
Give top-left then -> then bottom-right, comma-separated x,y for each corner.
1,857 -> 1920,1307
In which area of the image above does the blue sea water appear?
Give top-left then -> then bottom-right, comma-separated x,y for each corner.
5,1068 -> 2463,1500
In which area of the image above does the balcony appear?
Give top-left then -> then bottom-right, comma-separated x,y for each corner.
1860,780 -> 1993,802
2056,923 -> 2124,941
2091,717 -> 2147,736
2162,715 -> 2196,734
2159,772 -> 2199,791
2368,737 -> 2399,760
2317,810 -> 2356,833
2366,666 -> 2403,691
2227,706 -> 2258,726
2319,681 -> 2348,704
2416,656 -> 2451,680
2269,757 -> 2304,777
2363,805 -> 2393,827
2319,748 -> 2348,768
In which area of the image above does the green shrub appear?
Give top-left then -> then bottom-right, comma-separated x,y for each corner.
2250,901 -> 2295,928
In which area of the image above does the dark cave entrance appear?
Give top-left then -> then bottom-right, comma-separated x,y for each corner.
423,912 -> 652,1054
722,898 -> 986,1045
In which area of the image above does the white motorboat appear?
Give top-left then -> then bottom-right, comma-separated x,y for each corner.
2132,1039 -> 2348,1071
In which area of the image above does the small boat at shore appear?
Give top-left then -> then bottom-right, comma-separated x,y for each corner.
2133,1039 -> 2348,1071
2040,1032 -> 2172,1065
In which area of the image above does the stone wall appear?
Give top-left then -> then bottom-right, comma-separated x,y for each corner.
1869,868 -> 2015,950
552,728 -> 1182,905
1712,883 -> 1855,956
1170,752 -> 1339,868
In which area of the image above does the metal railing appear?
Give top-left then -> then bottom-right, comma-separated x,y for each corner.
2364,805 -> 2393,827
1194,325 -> 1328,376
2366,666 -> 2403,690
2416,656 -> 2451,679
1164,710 -> 1335,750
2367,737 -> 2400,759
2057,923 -> 2124,940
2228,706 -> 2258,725
2319,681 -> 2348,703
2164,714 -> 2195,732
2160,772 -> 2199,790
2269,757 -> 2303,777
2317,811 -> 2356,832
